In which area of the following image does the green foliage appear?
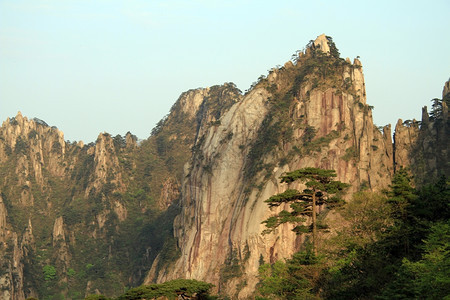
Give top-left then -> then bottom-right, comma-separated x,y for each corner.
62,198 -> 86,226
72,150 -> 95,188
413,175 -> 450,222
43,265 -> 56,281
112,134 -> 126,149
302,130 -> 340,155
263,168 -> 349,254
244,36 -> 349,184
220,249 -> 243,286
321,174 -> 450,299
140,205 -> 181,276
265,189 -> 305,207
341,146 -> 357,162
51,141 -> 62,153
28,130 -> 38,139
429,94 -> 450,121
85,295 -> 110,300
257,248 -> 322,299
199,83 -> 241,121
14,136 -> 29,154
384,169 -> 420,256
337,191 -> 391,246
258,261 -> 290,297
9,117 -> 19,125
67,268 -> 76,277
151,115 -> 168,136
116,279 -> 214,300
302,125 -> 316,144
325,36 -> 340,59
379,221 -> 450,299
245,106 -> 291,180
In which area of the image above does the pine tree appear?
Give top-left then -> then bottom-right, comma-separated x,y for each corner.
263,167 -> 349,254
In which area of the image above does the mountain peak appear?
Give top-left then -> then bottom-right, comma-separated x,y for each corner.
313,33 -> 330,54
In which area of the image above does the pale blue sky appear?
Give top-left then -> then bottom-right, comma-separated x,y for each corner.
1,0 -> 449,142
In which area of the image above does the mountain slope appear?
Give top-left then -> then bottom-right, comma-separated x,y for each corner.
0,84 -> 240,299
0,34 -> 447,299
146,34 -> 396,297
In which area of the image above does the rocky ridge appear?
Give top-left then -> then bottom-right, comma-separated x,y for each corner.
0,35 -> 448,299
394,79 -> 449,182
0,84 -> 239,299
145,36 -> 448,297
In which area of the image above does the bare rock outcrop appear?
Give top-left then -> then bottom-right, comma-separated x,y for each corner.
147,35 -> 395,297
0,234 -> 26,300
52,216 -> 66,243
313,33 -> 331,54
443,79 -> 450,98
0,195 -> 7,243
393,119 -> 420,171
0,112 -> 68,190
85,133 -> 125,196
0,222 -> 35,300
0,84 -> 241,298
393,79 -> 449,184
159,177 -> 180,210
0,35 -> 446,299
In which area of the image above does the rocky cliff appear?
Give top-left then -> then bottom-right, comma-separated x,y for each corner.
145,35 -> 448,298
0,34 -> 448,299
145,35 -> 393,297
393,79 -> 449,184
0,84 -> 239,299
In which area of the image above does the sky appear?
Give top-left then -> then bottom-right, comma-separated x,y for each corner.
1,0 -> 449,143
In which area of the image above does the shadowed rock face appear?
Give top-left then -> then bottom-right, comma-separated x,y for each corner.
147,35 -> 398,297
394,79 -> 449,184
0,83 -> 240,299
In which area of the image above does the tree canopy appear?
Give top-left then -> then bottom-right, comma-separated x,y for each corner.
117,279 -> 213,300
85,279 -> 214,300
263,167 -> 349,253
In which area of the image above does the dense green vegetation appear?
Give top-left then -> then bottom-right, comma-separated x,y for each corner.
84,279 -> 214,300
258,169 -> 450,299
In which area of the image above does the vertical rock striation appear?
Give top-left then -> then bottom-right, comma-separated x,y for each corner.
0,35 -> 447,299
0,82 -> 243,298
148,35 -> 395,297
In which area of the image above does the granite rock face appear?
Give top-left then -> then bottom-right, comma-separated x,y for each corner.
0,194 -> 36,300
0,34 -> 447,299
394,79 -> 449,184
0,83 -> 241,299
313,33 -> 331,54
146,35 -> 397,297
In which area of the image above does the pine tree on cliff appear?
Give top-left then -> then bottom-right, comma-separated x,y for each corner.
262,167 -> 349,254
